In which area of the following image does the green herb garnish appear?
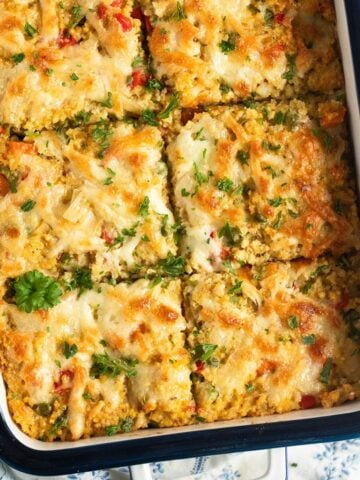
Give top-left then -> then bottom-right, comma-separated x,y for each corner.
90,352 -> 138,378
21,199 -> 36,212
13,270 -> 62,313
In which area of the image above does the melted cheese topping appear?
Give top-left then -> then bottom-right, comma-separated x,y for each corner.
141,0 -> 343,106
168,99 -> 359,272
185,257 -> 360,421
0,278 -> 194,439
0,0 -> 152,129
0,125 -> 176,280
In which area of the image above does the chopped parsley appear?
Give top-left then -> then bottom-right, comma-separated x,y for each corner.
262,140 -> 281,152
49,409 -> 68,435
20,199 -> 36,212
67,5 -> 84,30
138,196 -> 150,216
142,109 -> 159,126
264,8 -> 274,26
105,417 -> 134,436
70,72 -> 79,81
281,53 -> 297,81
168,2 -> 186,21
228,280 -> 243,295
181,188 -> 190,197
100,92 -> 113,108
271,211 -> 283,229
12,270 -> 62,313
287,315 -> 299,329
158,253 -> 185,276
301,265 -> 329,294
90,352 -> 138,378
70,267 -> 93,296
245,383 -> 255,393
63,341 -> 78,359
312,128 -> 334,152
302,334 -> 316,345
268,197 -> 283,207
146,78 -> 163,91
103,167 -> 116,185
159,93 -> 179,119
193,162 -> 209,187
192,344 -> 218,363
273,111 -> 286,125
24,21 -> 37,38
217,177 -> 234,192
219,221 -> 241,246
219,33 -> 237,54
320,358 -> 332,384
236,150 -> 249,165
12,53 -> 25,64
37,403 -> 52,417
92,119 -> 113,158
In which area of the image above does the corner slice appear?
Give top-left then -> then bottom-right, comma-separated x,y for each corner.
0,0 -> 153,129
184,256 -> 360,422
0,277 -> 194,440
0,122 -> 178,280
140,0 -> 343,107
167,98 -> 359,272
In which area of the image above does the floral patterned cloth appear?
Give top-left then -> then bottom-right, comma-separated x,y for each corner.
1,440 -> 360,480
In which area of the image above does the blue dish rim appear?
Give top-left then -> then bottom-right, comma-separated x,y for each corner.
0,0 -> 359,475
0,411 -> 359,475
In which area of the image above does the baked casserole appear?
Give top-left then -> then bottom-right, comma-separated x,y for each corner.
1,0 -> 360,442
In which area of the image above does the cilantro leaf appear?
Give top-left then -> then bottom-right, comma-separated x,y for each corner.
64,342 -> 78,359
24,22 -> 37,38
158,253 -> 185,276
138,196 -> 150,216
13,270 -> 62,313
192,344 -> 218,363
158,93 -> 179,119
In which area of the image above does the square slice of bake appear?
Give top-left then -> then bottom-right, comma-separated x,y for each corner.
184,256 -> 360,422
0,121 -> 178,280
167,98 -> 359,272
140,0 -> 343,107
0,276 -> 194,440
0,0 -> 153,129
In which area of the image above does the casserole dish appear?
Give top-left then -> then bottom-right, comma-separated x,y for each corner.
0,0 -> 359,475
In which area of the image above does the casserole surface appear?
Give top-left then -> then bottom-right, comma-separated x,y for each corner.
0,0 -> 360,446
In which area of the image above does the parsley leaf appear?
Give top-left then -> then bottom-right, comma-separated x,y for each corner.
192,344 -> 218,363
236,150 -> 249,165
13,270 -> 62,313
312,128 -> 334,152
146,78 -> 163,91
63,341 -> 78,359
24,22 -> 37,38
90,352 -> 138,378
100,92 -> 113,108
287,315 -> 299,329
138,196 -> 150,216
105,417 -> 134,436
301,265 -> 328,294
281,53 -> 297,81
159,93 -> 179,119
217,177 -> 234,192
103,167 -> 116,185
264,8 -> 274,26
21,199 -> 36,212
71,267 -> 93,296
142,109 -> 159,126
92,119 -> 113,158
158,253 -> 185,276
228,280 -> 243,295
268,197 -> 283,207
320,358 -> 332,384
12,53 -> 25,64
271,211 -> 283,229
302,334 -> 316,345
49,409 -> 68,435
219,33 -> 237,54
168,2 -> 186,21
219,221 -> 241,246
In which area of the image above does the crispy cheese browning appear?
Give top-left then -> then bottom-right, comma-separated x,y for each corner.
141,0 -> 343,107
185,256 -> 360,421
0,0 -> 152,129
0,278 -> 194,440
168,99 -> 359,272
0,124 -> 177,280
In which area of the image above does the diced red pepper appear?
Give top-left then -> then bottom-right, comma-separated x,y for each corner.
144,15 -> 152,33
299,394 -> 316,409
54,369 -> 74,393
195,360 -> 205,372
220,247 -> 231,260
97,3 -> 108,19
130,70 -> 148,89
114,13 -> 132,31
210,231 -> 216,239
275,12 -> 285,23
0,175 -> 10,197
131,6 -> 142,19
335,292 -> 350,311
101,228 -> 114,245
111,0 -> 125,7
57,30 -> 78,48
